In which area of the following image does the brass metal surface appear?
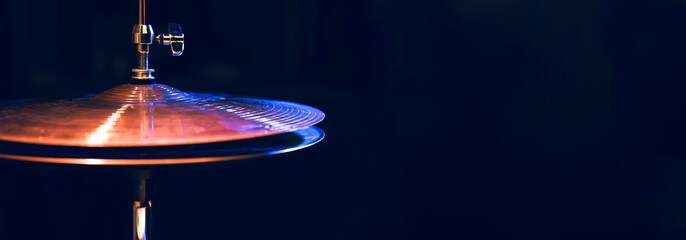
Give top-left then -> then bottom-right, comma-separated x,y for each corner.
0,84 -> 324,147
0,126 -> 324,165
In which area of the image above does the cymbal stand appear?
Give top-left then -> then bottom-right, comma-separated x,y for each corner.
129,0 -> 184,238
131,0 -> 184,84
130,169 -> 153,240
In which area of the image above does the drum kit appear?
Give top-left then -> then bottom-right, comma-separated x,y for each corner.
0,0 -> 325,239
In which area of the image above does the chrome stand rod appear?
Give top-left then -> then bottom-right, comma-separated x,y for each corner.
131,0 -> 155,83
130,0 -> 184,84
137,0 -> 148,70
131,170 -> 152,240
139,0 -> 146,25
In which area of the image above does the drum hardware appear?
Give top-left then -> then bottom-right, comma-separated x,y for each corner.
0,0 -> 324,239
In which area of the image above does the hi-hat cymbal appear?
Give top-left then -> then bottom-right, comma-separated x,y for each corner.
0,126 -> 324,165
0,84 -> 324,147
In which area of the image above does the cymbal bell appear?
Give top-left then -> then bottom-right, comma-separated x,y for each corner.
0,83 -> 325,147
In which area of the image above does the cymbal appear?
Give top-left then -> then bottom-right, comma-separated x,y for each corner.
0,84 -> 324,147
0,126 -> 324,165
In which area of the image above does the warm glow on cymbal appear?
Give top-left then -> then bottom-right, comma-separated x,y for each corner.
87,104 -> 132,145
0,84 -> 324,147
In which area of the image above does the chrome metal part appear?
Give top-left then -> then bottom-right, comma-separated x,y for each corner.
131,69 -> 155,82
132,172 -> 151,240
131,8 -> 156,83
132,24 -> 153,73
132,24 -> 154,45
155,23 -> 184,56
131,0 -> 184,83
133,201 -> 151,240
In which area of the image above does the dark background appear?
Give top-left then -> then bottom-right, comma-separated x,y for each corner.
1,0 -> 686,239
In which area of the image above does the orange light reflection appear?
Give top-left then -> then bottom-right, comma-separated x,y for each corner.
137,207 -> 146,240
87,104 -> 132,145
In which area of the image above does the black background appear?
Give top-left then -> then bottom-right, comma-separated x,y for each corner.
2,0 -> 686,239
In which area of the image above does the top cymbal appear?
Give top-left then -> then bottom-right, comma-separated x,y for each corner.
0,84 -> 324,147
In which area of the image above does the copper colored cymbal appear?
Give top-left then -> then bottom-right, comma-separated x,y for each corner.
0,84 -> 325,147
0,126 -> 324,165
